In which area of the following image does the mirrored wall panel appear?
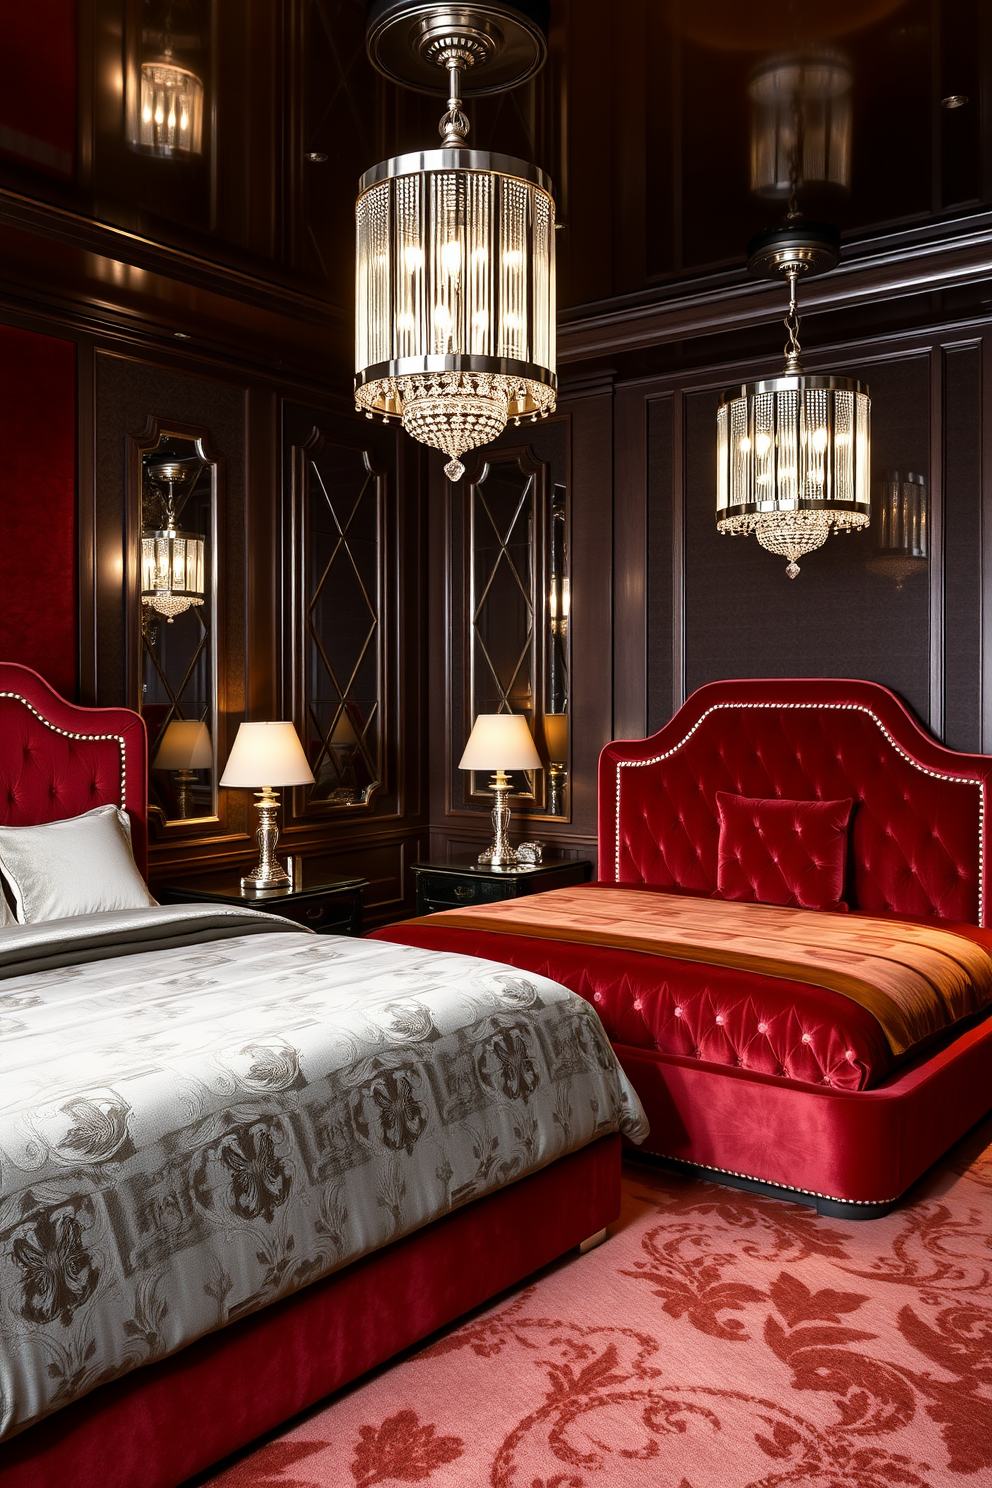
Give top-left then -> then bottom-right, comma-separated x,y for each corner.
139,433 -> 217,824
300,440 -> 385,809
464,447 -> 570,818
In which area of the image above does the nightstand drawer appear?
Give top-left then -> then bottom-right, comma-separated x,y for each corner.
273,897 -> 359,934
415,872 -> 519,912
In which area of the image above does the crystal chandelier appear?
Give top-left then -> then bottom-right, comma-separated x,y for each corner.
356,2 -> 556,482
141,462 -> 205,622
716,223 -> 870,578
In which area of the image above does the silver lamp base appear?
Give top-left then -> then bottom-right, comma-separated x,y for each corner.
477,773 -> 519,867
241,786 -> 292,890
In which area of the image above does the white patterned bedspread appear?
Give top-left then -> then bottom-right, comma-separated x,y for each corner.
0,908 -> 646,1440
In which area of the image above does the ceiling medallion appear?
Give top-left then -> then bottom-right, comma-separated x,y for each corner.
355,2 -> 556,481
716,221 -> 871,578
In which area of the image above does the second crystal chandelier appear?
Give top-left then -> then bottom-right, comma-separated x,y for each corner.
716,223 -> 871,577
355,2 -> 556,481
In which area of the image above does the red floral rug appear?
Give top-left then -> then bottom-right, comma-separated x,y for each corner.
197,1119 -> 992,1488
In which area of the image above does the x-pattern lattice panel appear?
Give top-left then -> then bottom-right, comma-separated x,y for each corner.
305,448 -> 383,806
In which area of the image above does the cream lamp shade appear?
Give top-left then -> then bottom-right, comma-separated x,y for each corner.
153,719 -> 212,771
220,723 -> 315,788
458,714 -> 542,773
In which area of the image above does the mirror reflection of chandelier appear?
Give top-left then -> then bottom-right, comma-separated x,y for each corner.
126,0 -> 204,157
867,472 -> 928,590
141,462 -> 205,622
716,222 -> 871,578
355,1 -> 556,482
749,51 -> 852,203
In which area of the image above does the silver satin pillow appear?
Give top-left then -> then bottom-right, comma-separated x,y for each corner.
0,804 -> 156,924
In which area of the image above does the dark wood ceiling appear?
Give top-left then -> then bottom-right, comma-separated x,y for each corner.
2,0 -> 989,326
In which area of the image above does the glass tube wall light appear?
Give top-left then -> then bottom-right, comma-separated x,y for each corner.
357,2 -> 556,482
716,223 -> 870,577
126,0 -> 205,158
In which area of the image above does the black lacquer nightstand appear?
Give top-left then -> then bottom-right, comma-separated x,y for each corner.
157,871 -> 367,936
411,857 -> 592,916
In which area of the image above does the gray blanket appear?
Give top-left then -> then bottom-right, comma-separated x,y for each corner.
0,907 -> 647,1440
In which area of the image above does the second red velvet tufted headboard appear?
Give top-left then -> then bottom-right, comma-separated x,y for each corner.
599,678 -> 992,928
0,663 -> 149,876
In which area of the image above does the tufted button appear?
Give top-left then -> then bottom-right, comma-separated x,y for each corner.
758,1022 -> 768,1033
674,1006 -> 683,1017
593,992 -> 603,1003
801,1033 -> 812,1044
633,998 -> 643,1011
845,1049 -> 855,1060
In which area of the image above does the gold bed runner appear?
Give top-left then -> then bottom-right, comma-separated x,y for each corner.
412,886 -> 992,1055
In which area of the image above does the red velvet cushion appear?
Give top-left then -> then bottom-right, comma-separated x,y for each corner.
715,791 -> 852,910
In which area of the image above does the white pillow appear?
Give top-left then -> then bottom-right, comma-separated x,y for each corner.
0,884 -> 11,927
0,804 -> 156,924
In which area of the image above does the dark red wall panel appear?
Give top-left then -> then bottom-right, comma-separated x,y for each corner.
0,3 -> 77,177
0,324 -> 77,698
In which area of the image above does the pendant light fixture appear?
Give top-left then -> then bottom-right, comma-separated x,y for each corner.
141,461 -> 206,622
749,51 -> 852,204
716,223 -> 870,578
355,1 -> 556,482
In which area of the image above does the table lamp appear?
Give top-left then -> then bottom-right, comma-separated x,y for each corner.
152,719 -> 212,819
220,722 -> 315,889
459,713 -> 542,867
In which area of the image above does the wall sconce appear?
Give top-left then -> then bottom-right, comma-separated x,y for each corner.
141,461 -> 206,621
866,472 -> 928,590
126,0 -> 205,158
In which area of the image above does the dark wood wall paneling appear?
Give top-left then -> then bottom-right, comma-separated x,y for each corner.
427,378 -> 614,875
5,2 -> 992,924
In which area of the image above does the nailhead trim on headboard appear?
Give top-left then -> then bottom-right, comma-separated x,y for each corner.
0,691 -> 128,809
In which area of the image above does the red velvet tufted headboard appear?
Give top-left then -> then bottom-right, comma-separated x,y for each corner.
0,663 -> 148,876
599,678 -> 992,928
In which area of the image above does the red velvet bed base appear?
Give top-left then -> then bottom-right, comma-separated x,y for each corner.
376,679 -> 992,1217
0,1135 -> 620,1488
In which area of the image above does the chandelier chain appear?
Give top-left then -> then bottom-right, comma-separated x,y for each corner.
783,266 -> 803,372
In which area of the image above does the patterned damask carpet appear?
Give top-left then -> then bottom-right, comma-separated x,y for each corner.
197,1119 -> 992,1488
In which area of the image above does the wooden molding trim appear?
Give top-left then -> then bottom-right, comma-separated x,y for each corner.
0,186 -> 350,337
558,219 -> 992,364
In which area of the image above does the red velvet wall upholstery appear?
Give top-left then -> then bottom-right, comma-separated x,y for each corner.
0,4 -> 77,177
599,678 -> 992,927
0,664 -> 148,874
0,326 -> 77,698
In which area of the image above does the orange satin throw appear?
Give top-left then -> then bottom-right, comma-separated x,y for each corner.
414,886 -> 992,1056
